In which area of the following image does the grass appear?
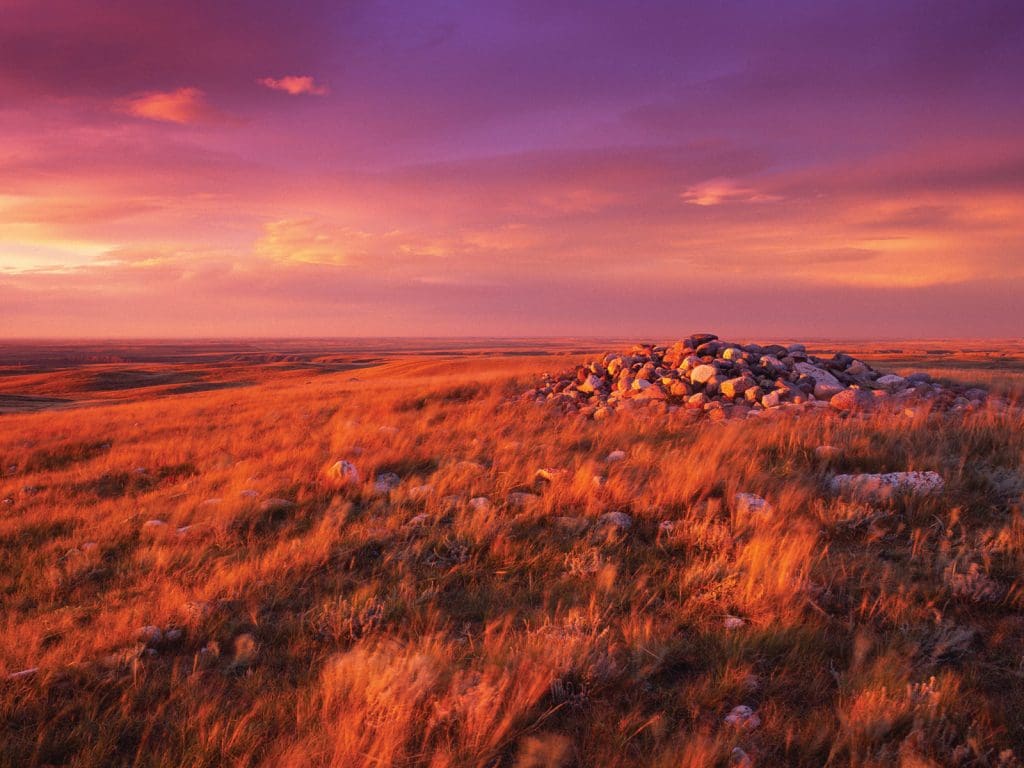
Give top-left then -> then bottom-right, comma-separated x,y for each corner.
0,349 -> 1022,767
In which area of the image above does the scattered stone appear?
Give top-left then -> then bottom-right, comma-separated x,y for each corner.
326,460 -> 360,486
730,747 -> 753,768
231,633 -> 258,668
724,705 -> 761,730
597,511 -> 633,530
605,450 -> 627,463
658,520 -> 675,534
830,471 -> 945,498
141,519 -> 167,533
165,628 -> 184,644
735,493 -> 772,515
469,497 -> 493,511
373,472 -> 401,494
137,626 -> 163,646
723,616 -> 746,630
535,468 -> 567,482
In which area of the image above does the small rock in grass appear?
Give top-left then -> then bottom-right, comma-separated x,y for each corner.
735,493 -> 772,515
730,747 -> 753,768
164,628 -> 184,644
326,460 -> 360,486
724,705 -> 761,730
7,668 -> 38,681
605,450 -> 627,463
407,513 -> 431,527
469,497 -> 492,511
373,472 -> 401,494
830,471 -> 944,498
239,489 -> 259,499
723,616 -> 746,630
232,633 -> 258,668
598,511 -> 633,530
141,519 -> 167,533
814,445 -> 839,461
535,468 -> 567,482
137,626 -> 163,646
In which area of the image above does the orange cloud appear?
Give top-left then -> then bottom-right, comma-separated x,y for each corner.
121,87 -> 213,124
258,75 -> 329,96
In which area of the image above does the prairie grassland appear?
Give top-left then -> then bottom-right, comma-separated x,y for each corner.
1,350 -> 1023,767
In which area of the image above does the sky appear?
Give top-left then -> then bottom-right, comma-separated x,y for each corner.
1,0 -> 1023,339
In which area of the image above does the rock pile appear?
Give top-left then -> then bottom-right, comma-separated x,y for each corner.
522,334 -> 989,421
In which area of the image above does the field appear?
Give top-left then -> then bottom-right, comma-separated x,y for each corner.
1,338 -> 1023,767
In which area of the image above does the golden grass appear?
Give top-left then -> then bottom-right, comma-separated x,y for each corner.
0,351 -> 1023,766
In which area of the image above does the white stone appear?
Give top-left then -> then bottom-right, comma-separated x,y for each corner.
735,493 -> 772,515
830,471 -> 944,498
327,460 -> 361,485
876,374 -> 907,389
605,450 -> 627,463
724,705 -> 761,730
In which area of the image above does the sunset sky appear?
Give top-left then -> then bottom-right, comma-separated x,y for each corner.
1,0 -> 1022,338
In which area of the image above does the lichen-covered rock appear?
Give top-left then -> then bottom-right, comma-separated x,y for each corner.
830,471 -> 944,498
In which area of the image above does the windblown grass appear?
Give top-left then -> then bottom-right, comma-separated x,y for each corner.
1,353 -> 1022,766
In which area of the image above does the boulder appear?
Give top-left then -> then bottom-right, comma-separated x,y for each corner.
720,376 -> 756,399
689,364 -> 717,385
829,388 -> 875,412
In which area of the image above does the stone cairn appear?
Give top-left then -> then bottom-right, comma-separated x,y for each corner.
521,333 -> 990,421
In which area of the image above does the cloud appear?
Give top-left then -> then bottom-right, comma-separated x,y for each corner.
258,75 -> 329,96
120,87 -> 215,124
255,218 -> 366,265
680,178 -> 781,206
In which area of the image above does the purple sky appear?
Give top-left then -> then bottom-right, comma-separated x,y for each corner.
1,0 -> 1023,337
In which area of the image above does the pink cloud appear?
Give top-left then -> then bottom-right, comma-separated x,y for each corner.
120,87 -> 216,124
258,75 -> 329,96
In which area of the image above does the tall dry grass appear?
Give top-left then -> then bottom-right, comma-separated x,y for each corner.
0,355 -> 1022,766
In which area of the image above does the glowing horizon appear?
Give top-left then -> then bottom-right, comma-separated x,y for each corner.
1,0 -> 1023,338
